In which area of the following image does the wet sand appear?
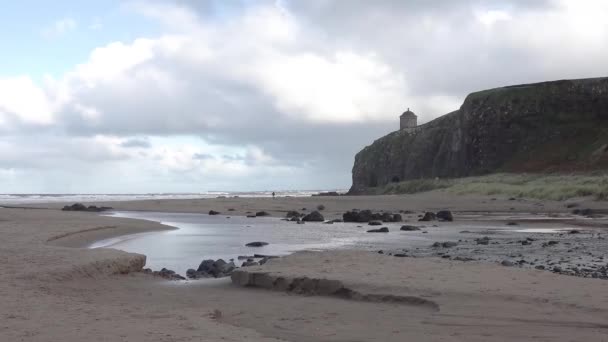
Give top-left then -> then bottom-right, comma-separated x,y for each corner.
1,192 -> 608,341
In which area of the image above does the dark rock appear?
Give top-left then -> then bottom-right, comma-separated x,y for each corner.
432,241 -> 458,248
195,259 -> 236,278
367,227 -> 389,233
368,220 -> 383,226
247,215 -> 257,218
572,208 -> 594,216
419,212 -> 436,221
476,236 -> 491,245
400,225 -> 420,231
316,204 -> 326,211
208,210 -> 221,215
285,210 -> 301,219
343,209 -> 373,222
542,241 -> 559,247
390,213 -> 403,222
255,211 -> 270,216
501,260 -> 515,267
393,253 -> 408,257
156,268 -> 186,280
535,265 -> 546,270
241,261 -> 259,267
245,241 -> 269,247
302,210 -> 324,222
506,222 -> 518,226
568,230 -> 580,234
436,210 -> 453,222
61,203 -> 113,212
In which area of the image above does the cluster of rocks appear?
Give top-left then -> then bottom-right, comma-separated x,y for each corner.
187,259 -> 237,279
382,227 -> 608,280
343,210 -> 402,223
419,210 -> 453,222
572,208 -> 594,216
285,210 -> 325,223
62,203 -> 113,212
143,268 -> 186,280
144,254 -> 281,281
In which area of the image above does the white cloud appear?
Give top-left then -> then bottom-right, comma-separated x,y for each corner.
41,18 -> 77,39
3,0 -> 608,192
0,76 -> 55,125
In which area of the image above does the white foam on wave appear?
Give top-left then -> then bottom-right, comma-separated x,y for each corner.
0,189 -> 346,204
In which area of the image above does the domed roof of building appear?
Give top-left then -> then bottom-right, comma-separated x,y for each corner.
400,108 -> 417,118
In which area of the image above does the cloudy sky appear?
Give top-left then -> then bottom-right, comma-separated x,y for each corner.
1,0 -> 607,193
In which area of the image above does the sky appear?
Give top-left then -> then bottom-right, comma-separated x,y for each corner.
1,0 -> 608,193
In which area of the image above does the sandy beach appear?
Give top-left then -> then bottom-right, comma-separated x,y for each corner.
1,193 -> 608,341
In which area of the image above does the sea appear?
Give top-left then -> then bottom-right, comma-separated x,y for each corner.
0,190 -> 343,205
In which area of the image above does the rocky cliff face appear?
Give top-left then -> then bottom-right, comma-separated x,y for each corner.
349,77 -> 608,194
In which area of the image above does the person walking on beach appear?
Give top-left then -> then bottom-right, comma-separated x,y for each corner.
272,191 -> 275,199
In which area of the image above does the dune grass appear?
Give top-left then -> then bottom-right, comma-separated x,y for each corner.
380,173 -> 608,201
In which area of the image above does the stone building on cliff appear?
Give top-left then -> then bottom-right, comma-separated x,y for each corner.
400,108 -> 417,132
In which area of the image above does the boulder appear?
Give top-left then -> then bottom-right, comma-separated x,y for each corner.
501,260 -> 515,267
195,259 -> 236,278
255,211 -> 270,216
155,268 -> 186,280
476,236 -> 491,245
302,210 -> 324,222
285,210 -> 301,219
343,209 -> 373,222
432,241 -> 458,248
400,225 -> 420,231
245,241 -> 269,247
367,227 -> 389,233
436,210 -> 453,222
419,212 -> 437,221
208,210 -> 221,215
368,220 -> 383,226
572,208 -> 593,216
64,203 -> 87,211
61,203 -> 113,212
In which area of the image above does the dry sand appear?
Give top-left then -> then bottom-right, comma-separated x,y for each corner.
1,192 -> 608,341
